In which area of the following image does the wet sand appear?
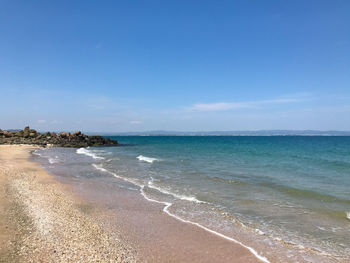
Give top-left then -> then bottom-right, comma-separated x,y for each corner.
0,145 -> 262,262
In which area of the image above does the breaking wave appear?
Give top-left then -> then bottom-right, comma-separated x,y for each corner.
77,148 -> 104,160
137,155 -> 159,163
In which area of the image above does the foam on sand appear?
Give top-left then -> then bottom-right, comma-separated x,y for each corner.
148,178 -> 205,204
92,164 -> 142,187
137,155 -> 159,163
92,163 -> 108,173
77,148 -> 104,160
32,149 -> 42,157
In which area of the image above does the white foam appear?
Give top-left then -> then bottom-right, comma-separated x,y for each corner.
33,150 -> 62,164
92,163 -> 108,173
346,212 -> 350,221
77,148 -> 104,160
137,155 -> 159,163
91,164 -> 142,187
32,150 -> 42,157
48,158 -> 60,164
148,179 -> 204,204
255,229 -> 265,235
91,163 -> 269,263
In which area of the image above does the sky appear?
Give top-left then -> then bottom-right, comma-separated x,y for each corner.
0,0 -> 349,132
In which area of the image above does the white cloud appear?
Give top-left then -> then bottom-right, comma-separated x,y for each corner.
130,120 -> 143,124
86,96 -> 113,110
188,102 -> 251,111
37,119 -> 46,123
89,104 -> 105,110
186,94 -> 310,112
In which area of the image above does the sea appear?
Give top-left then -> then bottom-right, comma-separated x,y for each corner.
32,136 -> 350,262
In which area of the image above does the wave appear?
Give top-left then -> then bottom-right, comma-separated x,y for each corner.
137,155 -> 159,163
209,176 -> 245,185
148,179 -> 204,204
267,183 -> 350,204
76,148 -> 104,160
346,212 -> 350,221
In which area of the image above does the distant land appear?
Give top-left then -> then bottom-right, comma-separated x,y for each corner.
94,130 -> 350,136
4,129 -> 350,136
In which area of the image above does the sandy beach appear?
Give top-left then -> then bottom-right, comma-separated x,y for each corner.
0,145 -> 136,262
0,145 -> 262,263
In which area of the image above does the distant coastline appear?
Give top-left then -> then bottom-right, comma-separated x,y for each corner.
89,130 -> 350,136
3,128 -> 350,137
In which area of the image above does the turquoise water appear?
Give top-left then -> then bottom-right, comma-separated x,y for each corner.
34,136 -> 350,261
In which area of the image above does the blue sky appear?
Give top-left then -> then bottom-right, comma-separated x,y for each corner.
0,0 -> 349,132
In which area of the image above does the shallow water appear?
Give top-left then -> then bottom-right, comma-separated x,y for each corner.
33,136 -> 350,262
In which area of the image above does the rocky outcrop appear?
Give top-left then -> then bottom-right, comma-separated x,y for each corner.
0,126 -> 118,147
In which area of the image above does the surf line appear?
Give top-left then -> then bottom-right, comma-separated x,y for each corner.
92,163 -> 270,263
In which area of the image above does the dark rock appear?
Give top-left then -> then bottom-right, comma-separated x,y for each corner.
0,126 -> 118,148
23,126 -> 30,138
4,131 -> 13,138
15,130 -> 24,137
59,132 -> 68,138
73,131 -> 81,136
